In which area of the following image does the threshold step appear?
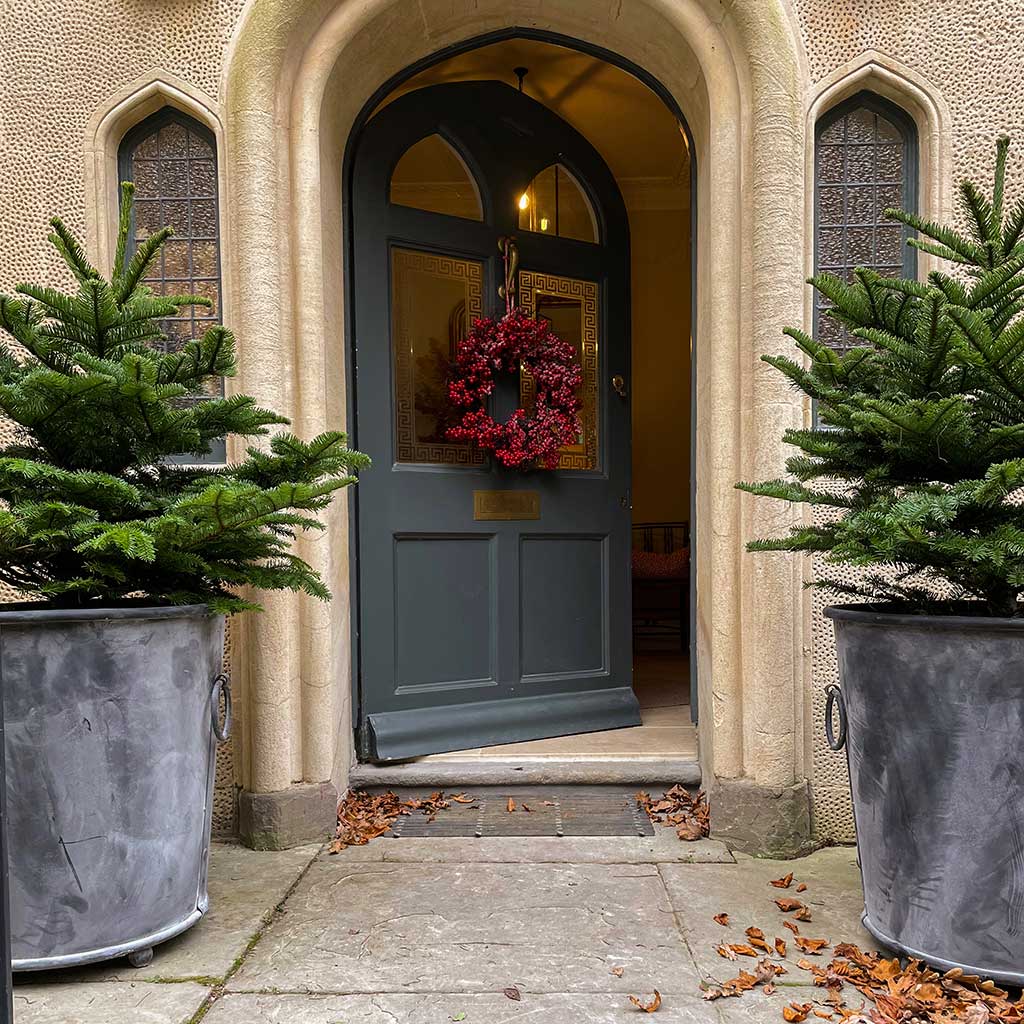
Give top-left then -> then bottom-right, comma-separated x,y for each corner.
350,757 -> 701,789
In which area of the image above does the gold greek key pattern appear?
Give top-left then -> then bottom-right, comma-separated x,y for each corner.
519,270 -> 599,471
392,247 -> 484,465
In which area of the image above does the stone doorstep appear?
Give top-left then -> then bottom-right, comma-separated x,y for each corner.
349,756 -> 701,788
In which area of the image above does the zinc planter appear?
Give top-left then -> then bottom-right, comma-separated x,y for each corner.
826,603 -> 1024,985
0,603 -> 228,971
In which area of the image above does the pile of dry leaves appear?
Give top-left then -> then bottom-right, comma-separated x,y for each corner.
701,872 -> 1024,1023
636,784 -> 710,840
328,789 -> 471,853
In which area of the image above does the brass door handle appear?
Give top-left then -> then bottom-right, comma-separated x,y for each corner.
611,374 -> 627,398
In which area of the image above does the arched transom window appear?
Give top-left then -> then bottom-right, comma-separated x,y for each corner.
518,163 -> 598,243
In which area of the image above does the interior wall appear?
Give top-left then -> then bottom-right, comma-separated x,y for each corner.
629,200 -> 691,524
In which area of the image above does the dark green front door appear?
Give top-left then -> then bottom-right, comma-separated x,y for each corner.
351,81 -> 636,761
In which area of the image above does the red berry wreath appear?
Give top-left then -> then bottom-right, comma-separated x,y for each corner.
446,307 -> 582,469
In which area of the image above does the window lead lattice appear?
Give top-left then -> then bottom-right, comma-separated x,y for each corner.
813,98 -> 917,356
120,109 -> 225,462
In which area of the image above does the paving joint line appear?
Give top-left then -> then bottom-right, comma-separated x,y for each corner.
185,842 -> 325,1024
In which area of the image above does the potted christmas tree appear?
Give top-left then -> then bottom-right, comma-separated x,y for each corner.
0,185 -> 368,970
740,137 -> 1024,984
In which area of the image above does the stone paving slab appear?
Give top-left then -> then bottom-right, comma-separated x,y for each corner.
19,842 -> 320,985
660,847 -> 882,984
13,980 -> 208,1023
713,985 -> 843,1024
204,989 -> 712,1023
228,859 -> 700,995
332,833 -> 733,864
11,838 -> 875,1024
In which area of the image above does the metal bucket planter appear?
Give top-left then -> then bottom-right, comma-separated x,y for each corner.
0,603 -> 229,971
826,604 -> 1024,985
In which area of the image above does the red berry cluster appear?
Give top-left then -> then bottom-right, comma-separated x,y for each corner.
447,308 -> 583,469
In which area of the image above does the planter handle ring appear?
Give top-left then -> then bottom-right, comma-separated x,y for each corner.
824,684 -> 846,751
211,673 -> 232,742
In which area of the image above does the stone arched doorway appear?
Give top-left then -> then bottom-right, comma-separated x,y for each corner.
221,0 -> 813,854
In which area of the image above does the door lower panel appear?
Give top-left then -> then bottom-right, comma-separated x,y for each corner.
366,686 -> 641,761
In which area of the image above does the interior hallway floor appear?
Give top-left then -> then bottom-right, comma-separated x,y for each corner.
417,646 -> 697,762
13,836 -> 877,1024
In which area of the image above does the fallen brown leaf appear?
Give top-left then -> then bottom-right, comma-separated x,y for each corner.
610,966 -> 624,978
677,819 -> 704,841
704,962 -> 774,1003
628,990 -> 662,1013
796,883 -> 807,893
713,913 -> 730,927
521,803 -> 532,812
750,941 -> 1021,1024
507,797 -> 516,813
794,907 -> 813,922
783,920 -> 801,935
329,789 -> 459,852
783,1002 -> 813,1022
754,959 -> 785,984
770,872 -> 794,889
503,986 -> 521,1001
636,787 -> 710,841
869,957 -> 901,982
775,937 -> 787,957
794,936 -> 829,955
716,944 -> 738,961
724,943 -> 759,958
450,793 -> 474,803
774,898 -> 805,913
763,982 -> 777,995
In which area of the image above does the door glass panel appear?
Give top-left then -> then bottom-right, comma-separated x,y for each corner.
519,270 -> 599,470
391,247 -> 485,465
390,135 -> 484,221
517,164 -> 598,243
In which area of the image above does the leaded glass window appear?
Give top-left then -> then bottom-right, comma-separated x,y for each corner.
119,108 -> 225,462
814,93 -> 918,355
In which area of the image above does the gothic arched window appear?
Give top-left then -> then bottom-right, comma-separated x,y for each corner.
814,92 -> 918,353
119,108 -> 224,461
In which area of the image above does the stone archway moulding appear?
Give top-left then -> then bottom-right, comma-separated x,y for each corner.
218,0 -> 811,852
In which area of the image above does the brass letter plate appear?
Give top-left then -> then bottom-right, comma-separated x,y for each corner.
473,490 -> 540,521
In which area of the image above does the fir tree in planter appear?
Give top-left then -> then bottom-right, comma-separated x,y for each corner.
0,184 -> 368,611
740,138 -> 1024,983
0,186 -> 368,971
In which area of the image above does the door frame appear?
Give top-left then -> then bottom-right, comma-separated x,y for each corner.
341,29 -> 699,752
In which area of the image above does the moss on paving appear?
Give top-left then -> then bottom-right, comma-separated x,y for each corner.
185,845 -> 323,1024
